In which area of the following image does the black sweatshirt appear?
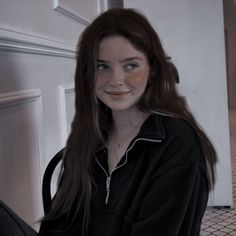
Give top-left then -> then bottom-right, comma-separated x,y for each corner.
40,112 -> 209,236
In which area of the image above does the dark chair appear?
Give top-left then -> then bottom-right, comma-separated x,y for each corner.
0,149 -> 64,235
42,149 -> 64,214
0,200 -> 38,236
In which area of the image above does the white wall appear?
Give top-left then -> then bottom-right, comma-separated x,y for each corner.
0,0 -> 106,229
124,0 -> 232,206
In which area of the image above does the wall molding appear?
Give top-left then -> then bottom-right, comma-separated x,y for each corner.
0,26 -> 75,58
54,0 -> 107,25
54,0 -> 90,25
0,89 -> 45,182
98,0 -> 108,13
0,89 -> 41,106
59,84 -> 75,146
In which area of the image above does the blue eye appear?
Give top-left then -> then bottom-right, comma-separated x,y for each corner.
97,64 -> 109,71
125,63 -> 138,70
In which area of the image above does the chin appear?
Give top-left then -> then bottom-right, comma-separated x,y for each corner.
107,103 -> 137,112
99,98 -> 138,111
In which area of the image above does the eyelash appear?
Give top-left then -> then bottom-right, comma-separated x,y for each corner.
125,63 -> 138,70
96,63 -> 139,71
97,64 -> 109,71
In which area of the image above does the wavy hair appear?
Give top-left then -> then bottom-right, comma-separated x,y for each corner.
43,8 -> 217,235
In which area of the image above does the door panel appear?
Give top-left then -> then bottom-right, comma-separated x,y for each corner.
0,0 -> 107,229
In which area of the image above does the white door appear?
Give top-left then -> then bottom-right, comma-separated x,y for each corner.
0,0 -> 107,229
124,0 -> 233,206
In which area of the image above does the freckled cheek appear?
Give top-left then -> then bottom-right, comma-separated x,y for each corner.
126,71 -> 149,87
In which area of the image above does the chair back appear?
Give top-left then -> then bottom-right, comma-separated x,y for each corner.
0,199 -> 38,236
42,149 -> 64,213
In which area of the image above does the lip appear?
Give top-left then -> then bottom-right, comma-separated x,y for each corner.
106,91 -> 130,95
105,91 -> 130,98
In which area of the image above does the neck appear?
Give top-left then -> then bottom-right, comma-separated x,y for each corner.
107,108 -> 149,173
111,107 -> 149,139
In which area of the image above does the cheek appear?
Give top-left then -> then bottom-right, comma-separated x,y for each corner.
128,71 -> 149,87
94,78 -> 102,97
95,76 -> 105,90
95,74 -> 110,88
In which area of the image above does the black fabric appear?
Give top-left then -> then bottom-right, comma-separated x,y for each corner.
0,199 -> 38,236
39,113 -> 209,236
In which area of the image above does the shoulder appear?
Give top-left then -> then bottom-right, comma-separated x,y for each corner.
150,112 -> 199,143
148,112 -> 198,139
150,112 -> 204,163
142,113 -> 208,189
165,115 -> 197,140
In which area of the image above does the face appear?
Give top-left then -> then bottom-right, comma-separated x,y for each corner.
95,36 -> 150,112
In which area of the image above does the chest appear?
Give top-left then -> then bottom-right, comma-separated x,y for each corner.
93,140 -> 162,209
107,140 -> 131,175
90,141 -> 163,236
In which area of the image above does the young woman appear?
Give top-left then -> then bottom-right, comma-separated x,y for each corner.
39,8 -> 217,236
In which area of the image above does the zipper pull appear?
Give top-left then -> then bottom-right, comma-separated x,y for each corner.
105,176 -> 111,204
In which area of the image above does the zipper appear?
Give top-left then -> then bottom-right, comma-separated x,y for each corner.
105,176 -> 111,204
96,138 -> 162,205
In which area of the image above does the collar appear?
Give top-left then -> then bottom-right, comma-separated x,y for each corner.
135,112 -> 166,141
94,112 -> 168,174
94,111 -> 167,156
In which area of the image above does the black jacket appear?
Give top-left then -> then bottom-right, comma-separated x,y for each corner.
40,113 -> 209,236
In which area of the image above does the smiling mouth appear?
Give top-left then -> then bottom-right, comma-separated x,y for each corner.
106,91 -> 130,95
105,91 -> 130,98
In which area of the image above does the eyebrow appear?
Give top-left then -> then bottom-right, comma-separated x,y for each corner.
97,57 -> 143,63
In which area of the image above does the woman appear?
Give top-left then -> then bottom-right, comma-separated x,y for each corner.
39,8 -> 217,236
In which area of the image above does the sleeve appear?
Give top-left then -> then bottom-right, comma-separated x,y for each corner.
130,120 -> 209,236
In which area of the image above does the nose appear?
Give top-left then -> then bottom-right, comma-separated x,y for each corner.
109,67 -> 124,86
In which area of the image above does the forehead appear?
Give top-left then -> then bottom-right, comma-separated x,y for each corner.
98,36 -> 146,60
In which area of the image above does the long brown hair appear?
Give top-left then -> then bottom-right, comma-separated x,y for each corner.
43,8 -> 217,235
